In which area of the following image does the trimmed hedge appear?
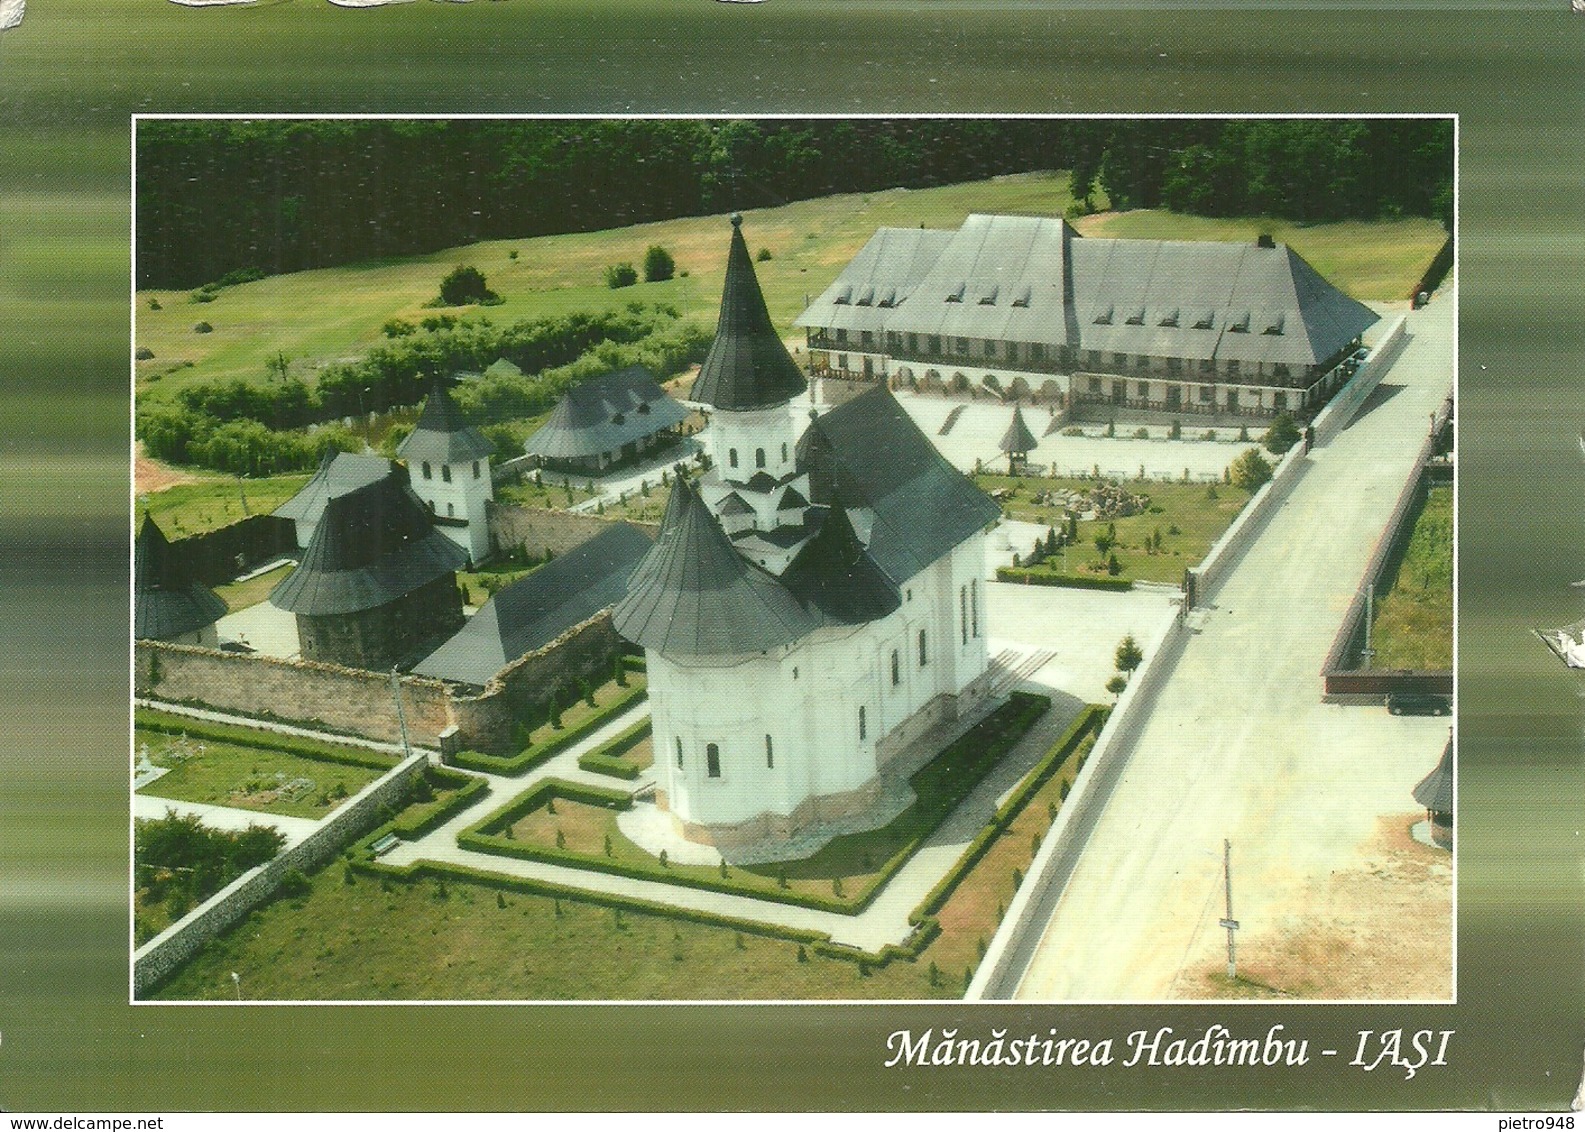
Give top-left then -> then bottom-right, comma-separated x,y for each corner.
450,686 -> 648,775
460,693 -> 1053,918
995,568 -> 1133,592
390,771 -> 491,840
134,706 -> 400,771
577,718 -> 652,781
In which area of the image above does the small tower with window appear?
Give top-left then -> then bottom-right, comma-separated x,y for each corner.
397,377 -> 496,564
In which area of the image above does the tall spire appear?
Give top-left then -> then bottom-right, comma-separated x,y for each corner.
690,214 -> 808,411
397,377 -> 495,466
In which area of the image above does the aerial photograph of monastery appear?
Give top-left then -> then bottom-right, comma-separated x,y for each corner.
132,118 -> 1454,1001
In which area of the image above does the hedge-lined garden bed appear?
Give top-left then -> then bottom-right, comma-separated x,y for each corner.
450,678 -> 647,776
135,707 -> 400,771
576,719 -> 653,781
995,569 -> 1134,592
459,691 -> 1052,916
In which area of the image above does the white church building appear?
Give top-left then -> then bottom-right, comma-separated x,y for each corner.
613,216 -> 1001,855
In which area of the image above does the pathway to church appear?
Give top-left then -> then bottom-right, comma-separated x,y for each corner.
1006,291 -> 1457,1001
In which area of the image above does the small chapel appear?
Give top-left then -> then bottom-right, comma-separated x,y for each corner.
613,216 -> 1001,855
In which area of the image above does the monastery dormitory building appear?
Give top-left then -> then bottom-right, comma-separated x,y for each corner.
796,213 -> 1379,420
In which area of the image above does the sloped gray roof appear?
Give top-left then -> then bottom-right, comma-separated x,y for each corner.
797,385 -> 1000,585
273,450 -> 395,526
780,502 -> 900,626
270,470 -> 467,616
135,514 -> 227,640
797,214 -> 1377,370
690,215 -> 809,411
1413,738 -> 1453,813
396,379 -> 495,466
1000,406 -> 1038,455
524,365 -> 688,460
414,522 -> 653,687
613,478 -> 817,656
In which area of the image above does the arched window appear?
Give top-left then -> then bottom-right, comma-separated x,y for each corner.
442,465 -> 452,483
706,743 -> 721,778
890,649 -> 900,687
422,461 -> 432,480
961,586 -> 968,644
971,580 -> 979,638
446,502 -> 455,517
729,449 -> 739,469
858,706 -> 867,742
918,629 -> 928,667
781,443 -> 788,463
765,735 -> 774,769
473,461 -> 481,479
675,738 -> 683,769
755,448 -> 766,469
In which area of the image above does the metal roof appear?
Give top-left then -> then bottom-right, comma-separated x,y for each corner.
780,501 -> 900,626
1000,406 -> 1038,455
1413,738 -> 1453,813
396,378 -> 496,466
612,478 -> 818,656
269,470 -> 468,616
413,522 -> 653,687
524,365 -> 689,460
690,215 -> 809,411
134,514 -> 227,640
797,214 -> 1377,369
273,450 -> 395,526
797,385 -> 1000,585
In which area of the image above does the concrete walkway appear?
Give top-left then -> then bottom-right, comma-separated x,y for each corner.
133,793 -> 322,846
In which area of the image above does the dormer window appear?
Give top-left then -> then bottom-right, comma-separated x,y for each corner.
1093,305 -> 1113,326
1159,308 -> 1180,327
1012,286 -> 1032,308
945,283 -> 965,303
1228,312 -> 1251,333
1193,311 -> 1215,330
612,412 -> 626,425
832,285 -> 852,305
1125,308 -> 1146,326
855,287 -> 875,306
977,285 -> 998,306
1262,313 -> 1285,335
877,289 -> 896,309
637,401 -> 651,414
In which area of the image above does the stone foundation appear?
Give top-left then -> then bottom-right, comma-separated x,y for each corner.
669,777 -> 886,856
297,573 -> 463,671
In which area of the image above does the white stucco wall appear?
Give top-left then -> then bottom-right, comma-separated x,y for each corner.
408,456 -> 493,562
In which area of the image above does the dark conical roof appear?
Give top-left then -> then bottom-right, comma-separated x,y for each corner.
396,378 -> 495,466
690,215 -> 808,411
1413,738 -> 1453,813
999,405 -> 1038,456
270,470 -> 468,616
613,478 -> 816,656
781,501 -> 900,626
135,513 -> 228,640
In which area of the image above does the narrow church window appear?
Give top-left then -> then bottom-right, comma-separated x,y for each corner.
706,743 -> 721,778
447,502 -> 455,517
422,462 -> 432,480
961,587 -> 968,645
676,737 -> 683,769
918,630 -> 928,667
442,465 -> 452,483
729,449 -> 739,468
473,461 -> 481,479
971,580 -> 979,638
891,650 -> 900,687
765,735 -> 774,769
756,448 -> 766,469
858,706 -> 866,742
781,443 -> 788,463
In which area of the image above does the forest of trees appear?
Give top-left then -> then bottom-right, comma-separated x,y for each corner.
136,118 -> 1452,290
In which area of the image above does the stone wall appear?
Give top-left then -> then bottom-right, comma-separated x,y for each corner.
488,502 -> 658,560
168,514 -> 297,586
297,573 -> 463,671
136,640 -> 453,747
447,611 -> 626,754
133,751 -> 428,997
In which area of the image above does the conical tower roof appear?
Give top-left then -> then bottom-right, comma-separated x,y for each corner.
690,215 -> 808,411
999,405 -> 1038,456
1413,737 -> 1453,813
135,513 -> 227,640
270,469 -> 468,616
396,378 -> 495,466
782,499 -> 900,626
613,477 -> 816,656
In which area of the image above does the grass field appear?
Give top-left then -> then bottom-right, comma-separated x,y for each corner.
138,472 -> 310,537
148,720 -> 1097,1002
135,726 -> 389,820
1369,484 -> 1453,671
134,172 -> 1440,407
975,472 -> 1253,584
212,563 -> 293,613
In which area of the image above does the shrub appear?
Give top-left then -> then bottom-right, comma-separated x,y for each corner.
1229,448 -> 1274,491
382,318 -> 416,339
1133,427 -> 1149,439
1115,634 -> 1143,675
1263,411 -> 1302,455
279,868 -> 310,898
148,297 -> 162,310
193,322 -> 212,334
1169,419 -> 1182,439
642,245 -> 676,283
136,347 -> 155,361
437,265 -> 499,306
756,247 -> 773,262
604,263 -> 638,289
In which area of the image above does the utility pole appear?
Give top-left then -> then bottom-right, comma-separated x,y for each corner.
1218,839 -> 1240,981
1361,583 -> 1375,670
389,668 -> 412,760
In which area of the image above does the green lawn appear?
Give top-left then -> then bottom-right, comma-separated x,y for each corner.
136,726 -> 390,820
1082,211 -> 1447,302
495,473 -> 598,511
1369,485 -> 1453,671
212,563 -> 293,613
976,473 -> 1253,584
146,709 -> 1099,1002
137,472 -> 310,537
135,171 -> 1438,409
